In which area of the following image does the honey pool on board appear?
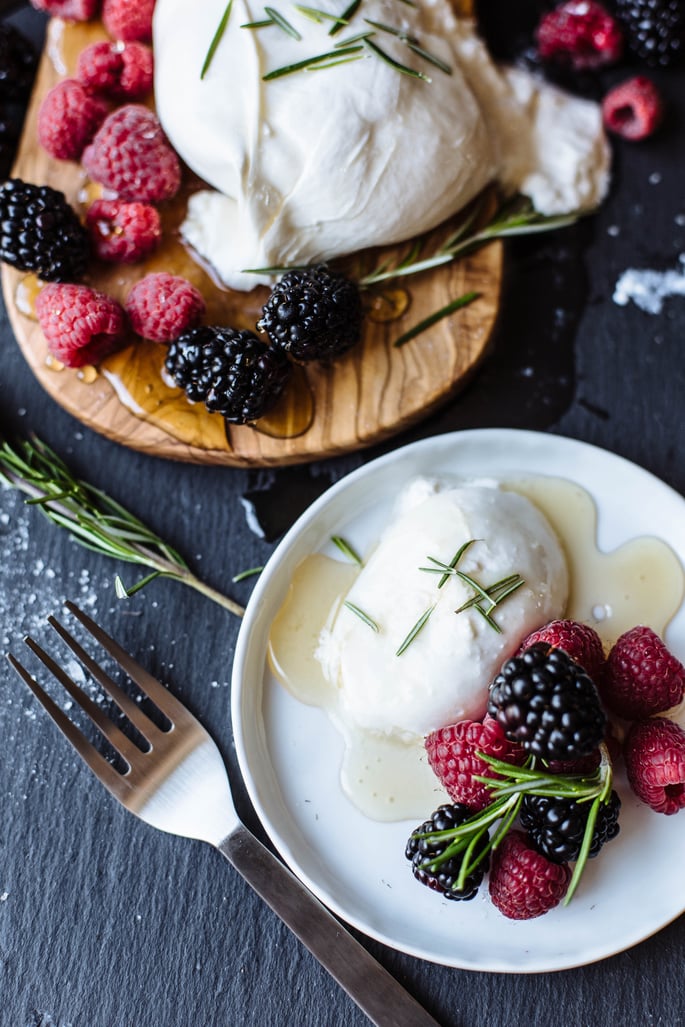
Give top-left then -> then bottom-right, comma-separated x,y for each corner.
268,476 -> 685,822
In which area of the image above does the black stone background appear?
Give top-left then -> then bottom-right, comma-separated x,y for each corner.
1,4 -> 685,1026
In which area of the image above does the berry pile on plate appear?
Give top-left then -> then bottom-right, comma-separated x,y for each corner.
406,619 -> 685,920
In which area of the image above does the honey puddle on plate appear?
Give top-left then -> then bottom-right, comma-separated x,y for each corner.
268,476 -> 684,822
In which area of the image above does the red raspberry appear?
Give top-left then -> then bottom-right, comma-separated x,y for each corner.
603,625 -> 685,719
82,105 -> 181,203
125,273 -> 205,343
37,79 -> 109,162
29,0 -> 99,19
536,1 -> 623,70
36,283 -> 128,368
76,41 -> 153,100
489,830 -> 571,920
602,76 -> 664,141
86,199 -> 161,263
624,717 -> 685,815
425,718 -> 525,811
102,0 -> 155,42
519,619 -> 606,685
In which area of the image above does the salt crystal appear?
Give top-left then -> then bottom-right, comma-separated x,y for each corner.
613,255 -> 685,315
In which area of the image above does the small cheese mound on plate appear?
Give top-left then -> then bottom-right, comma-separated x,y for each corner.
317,479 -> 568,738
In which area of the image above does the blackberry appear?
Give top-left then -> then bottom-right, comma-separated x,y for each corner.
405,803 -> 489,901
0,179 -> 89,282
0,24 -> 37,103
487,643 -> 607,762
165,326 -> 291,424
520,790 -> 621,864
614,0 -> 684,66
257,264 -> 363,362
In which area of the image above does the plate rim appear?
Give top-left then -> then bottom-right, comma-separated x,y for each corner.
231,427 -> 685,972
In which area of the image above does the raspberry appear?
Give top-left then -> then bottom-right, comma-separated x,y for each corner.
536,1 -> 624,69
488,830 -> 571,920
36,283 -> 128,368
488,643 -> 607,761
405,804 -> 489,901
37,79 -> 109,162
624,717 -> 685,814
86,199 -> 161,263
603,625 -> 685,718
76,41 -> 153,100
29,0 -> 99,18
519,619 -> 606,685
425,718 -> 525,811
602,76 -> 664,140
102,0 -> 155,42
82,104 -> 181,203
126,273 -> 205,343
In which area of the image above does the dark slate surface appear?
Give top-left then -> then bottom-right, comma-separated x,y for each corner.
1,5 -> 685,1027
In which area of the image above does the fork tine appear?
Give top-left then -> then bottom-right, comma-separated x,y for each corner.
48,614 -> 164,745
22,635 -> 145,767
7,653 -> 132,803
65,602 -> 193,724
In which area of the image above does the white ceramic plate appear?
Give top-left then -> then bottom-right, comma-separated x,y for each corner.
231,429 -> 685,972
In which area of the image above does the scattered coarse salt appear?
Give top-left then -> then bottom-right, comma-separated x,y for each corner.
613,255 -> 685,315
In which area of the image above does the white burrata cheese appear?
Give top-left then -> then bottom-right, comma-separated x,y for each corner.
317,479 -> 568,738
153,0 -> 610,290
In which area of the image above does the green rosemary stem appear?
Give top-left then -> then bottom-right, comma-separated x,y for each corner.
0,436 -> 245,618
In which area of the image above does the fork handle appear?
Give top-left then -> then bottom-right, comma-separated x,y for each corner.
217,826 -> 441,1027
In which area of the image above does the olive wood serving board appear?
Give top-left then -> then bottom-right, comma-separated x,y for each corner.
3,16 -> 502,467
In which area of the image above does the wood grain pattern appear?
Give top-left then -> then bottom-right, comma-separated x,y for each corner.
2,17 -> 502,467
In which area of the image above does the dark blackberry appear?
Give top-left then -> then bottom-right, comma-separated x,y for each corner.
0,179 -> 89,282
405,803 -> 489,901
165,326 -> 291,424
487,643 -> 607,762
520,789 -> 621,864
257,264 -> 363,362
0,24 -> 37,103
614,0 -> 684,66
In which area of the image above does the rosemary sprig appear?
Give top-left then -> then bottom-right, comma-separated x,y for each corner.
343,601 -> 379,631
393,290 -> 480,347
264,6 -> 302,38
415,744 -> 615,903
359,196 -> 583,287
296,4 -> 348,24
363,36 -> 429,81
232,565 -> 265,583
201,0 -> 234,79
395,603 -> 434,656
418,538 -> 524,632
331,535 -> 363,566
363,18 -> 451,75
0,435 -> 245,618
329,0 -> 362,35
263,44 -> 363,79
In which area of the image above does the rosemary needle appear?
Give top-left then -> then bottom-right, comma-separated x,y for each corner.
201,0 -> 234,79
0,435 -> 245,617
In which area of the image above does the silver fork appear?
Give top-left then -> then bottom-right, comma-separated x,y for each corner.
8,602 -> 441,1027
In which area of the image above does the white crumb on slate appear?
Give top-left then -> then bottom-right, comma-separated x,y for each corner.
613,254 -> 685,314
